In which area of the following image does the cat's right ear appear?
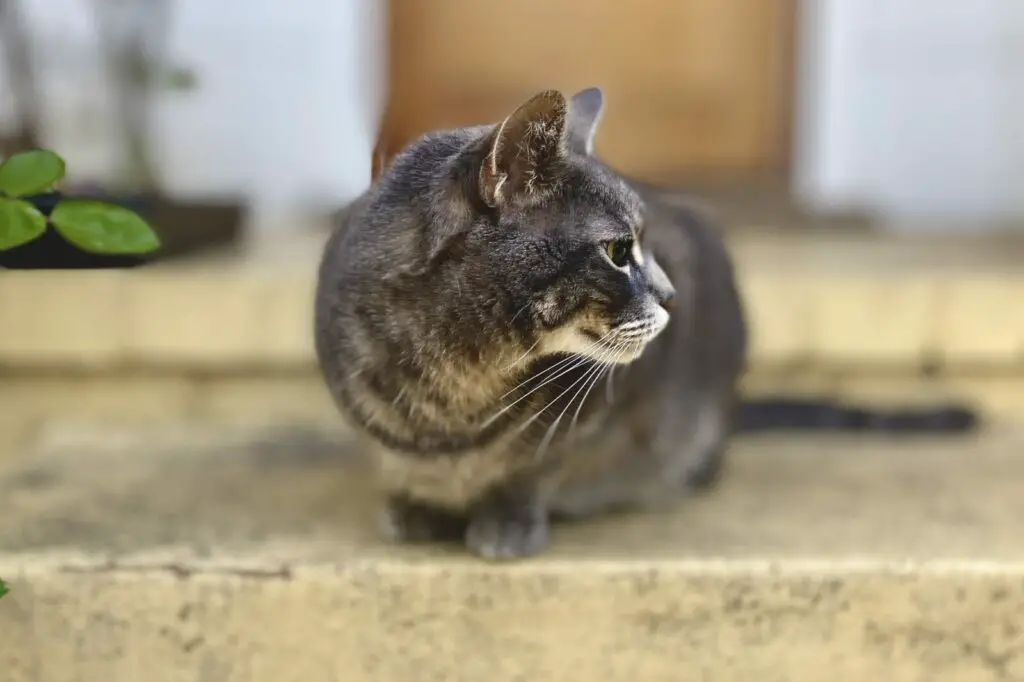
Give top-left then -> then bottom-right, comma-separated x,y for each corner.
567,87 -> 604,155
479,90 -> 569,208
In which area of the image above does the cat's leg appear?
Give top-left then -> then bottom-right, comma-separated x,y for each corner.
465,478 -> 549,560
378,494 -> 466,543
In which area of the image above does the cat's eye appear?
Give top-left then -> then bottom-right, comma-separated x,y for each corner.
603,239 -> 632,268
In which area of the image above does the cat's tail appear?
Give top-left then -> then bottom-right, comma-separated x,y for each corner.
732,396 -> 980,434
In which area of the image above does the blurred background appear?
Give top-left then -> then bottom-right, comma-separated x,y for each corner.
4,0 -> 1024,236
3,2 -> 1024,677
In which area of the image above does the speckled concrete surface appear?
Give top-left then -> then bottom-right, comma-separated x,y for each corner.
2,421 -> 1024,681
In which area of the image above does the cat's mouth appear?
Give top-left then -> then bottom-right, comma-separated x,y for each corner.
582,310 -> 670,363
541,307 -> 669,365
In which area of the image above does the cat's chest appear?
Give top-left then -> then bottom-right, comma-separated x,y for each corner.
366,367 -> 624,509
371,440 -> 523,509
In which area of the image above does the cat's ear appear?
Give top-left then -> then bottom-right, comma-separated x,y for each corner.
567,87 -> 604,155
479,89 -> 568,207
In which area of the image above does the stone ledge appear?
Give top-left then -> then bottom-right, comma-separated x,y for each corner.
3,369 -> 1024,453
4,558 -> 1024,682
2,421 -> 1024,680
0,269 -> 315,369
2,231 -> 1023,370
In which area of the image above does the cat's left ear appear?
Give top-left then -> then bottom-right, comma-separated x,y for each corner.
567,87 -> 605,155
480,89 -> 569,208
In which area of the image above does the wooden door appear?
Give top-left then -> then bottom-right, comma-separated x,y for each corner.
376,0 -> 796,184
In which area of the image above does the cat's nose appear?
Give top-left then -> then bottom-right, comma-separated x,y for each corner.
643,252 -> 675,309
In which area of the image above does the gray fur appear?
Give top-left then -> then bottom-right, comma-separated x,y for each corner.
314,88 -> 747,560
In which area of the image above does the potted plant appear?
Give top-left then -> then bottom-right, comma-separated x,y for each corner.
0,148 -> 161,268
88,0 -> 246,259
1,0 -> 245,266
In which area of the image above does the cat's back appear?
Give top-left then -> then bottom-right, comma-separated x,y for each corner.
634,186 -> 733,281
621,186 -> 747,395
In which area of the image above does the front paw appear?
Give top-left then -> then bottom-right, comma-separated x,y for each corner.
378,496 -> 464,544
465,510 -> 549,560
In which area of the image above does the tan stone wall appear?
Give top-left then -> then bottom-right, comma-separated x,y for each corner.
3,231 -> 1023,425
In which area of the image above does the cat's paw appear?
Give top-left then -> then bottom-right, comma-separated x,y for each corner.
378,497 -> 464,544
465,510 -> 549,560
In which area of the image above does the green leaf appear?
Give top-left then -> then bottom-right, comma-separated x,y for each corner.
51,200 -> 161,255
0,149 -> 66,197
0,577 -> 8,599
0,197 -> 47,250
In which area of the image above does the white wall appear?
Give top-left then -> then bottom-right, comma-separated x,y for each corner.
794,0 -> 1024,227
0,0 -> 386,230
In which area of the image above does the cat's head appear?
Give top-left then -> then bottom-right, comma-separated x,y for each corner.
437,87 -> 675,366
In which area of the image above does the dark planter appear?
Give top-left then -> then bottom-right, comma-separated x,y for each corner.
143,195 -> 246,261
0,191 -> 246,270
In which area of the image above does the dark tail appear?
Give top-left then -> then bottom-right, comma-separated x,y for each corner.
733,397 -> 980,434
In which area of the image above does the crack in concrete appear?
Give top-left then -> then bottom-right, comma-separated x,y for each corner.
56,560 -> 294,581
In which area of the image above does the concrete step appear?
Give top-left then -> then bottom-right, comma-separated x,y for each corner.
2,227 -> 1024,372
2,421 -> 1023,681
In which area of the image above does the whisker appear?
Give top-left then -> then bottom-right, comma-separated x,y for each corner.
501,337 -> 541,373
484,331 -> 617,426
569,340 -> 623,437
495,331 -> 611,402
630,339 -> 645,363
508,368 -> 588,441
509,302 -> 532,325
510,341 -> 615,443
613,328 -> 656,342
483,353 -> 593,428
532,353 -> 612,460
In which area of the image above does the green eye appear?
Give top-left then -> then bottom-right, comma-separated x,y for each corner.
604,239 -> 632,267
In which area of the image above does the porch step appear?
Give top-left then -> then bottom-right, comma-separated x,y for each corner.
1,420 -> 1023,681
2,228 -> 1024,372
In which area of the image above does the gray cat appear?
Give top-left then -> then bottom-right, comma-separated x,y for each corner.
314,87 -> 748,560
